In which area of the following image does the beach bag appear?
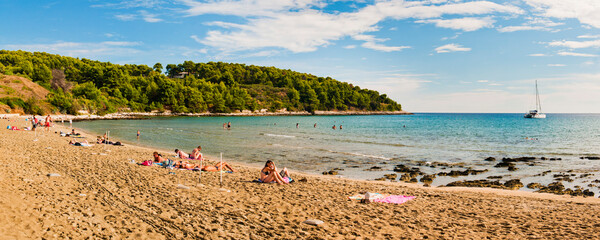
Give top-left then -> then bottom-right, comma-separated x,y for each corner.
142,160 -> 153,166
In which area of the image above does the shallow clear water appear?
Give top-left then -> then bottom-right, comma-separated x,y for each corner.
73,113 -> 600,192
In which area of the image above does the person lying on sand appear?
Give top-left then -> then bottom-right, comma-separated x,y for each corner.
69,139 -> 90,146
174,160 -> 236,172
153,152 -> 167,163
175,149 -> 189,159
190,145 -> 203,160
260,160 -> 291,184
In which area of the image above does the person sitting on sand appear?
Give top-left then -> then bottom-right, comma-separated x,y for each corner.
175,149 -> 189,159
190,145 -> 203,160
260,160 -> 291,184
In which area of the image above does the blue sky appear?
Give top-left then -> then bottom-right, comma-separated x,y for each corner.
2,0 -> 600,113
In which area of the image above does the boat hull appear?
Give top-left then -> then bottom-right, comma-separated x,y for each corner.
524,113 -> 546,118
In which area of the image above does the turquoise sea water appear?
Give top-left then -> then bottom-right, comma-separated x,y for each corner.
73,113 -> 600,192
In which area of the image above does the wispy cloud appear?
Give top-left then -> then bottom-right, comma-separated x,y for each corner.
548,39 -> 600,48
416,17 -> 495,32
498,25 -> 550,32
92,0 -> 168,9
578,34 -> 600,39
529,53 -> 548,56
184,0 -> 522,53
557,51 -> 598,57
548,63 -> 566,67
115,10 -> 163,22
343,45 -> 356,49
3,41 -> 142,59
435,43 -> 471,53
353,35 -> 410,52
115,14 -> 136,21
139,10 -> 163,23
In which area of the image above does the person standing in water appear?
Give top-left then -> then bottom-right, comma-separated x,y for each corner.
314,123 -> 317,128
340,125 -> 342,130
332,125 -> 336,130
296,123 -> 299,128
227,121 -> 231,130
137,130 -> 140,139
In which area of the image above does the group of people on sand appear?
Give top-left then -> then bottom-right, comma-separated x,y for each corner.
174,145 -> 204,160
149,147 -> 236,172
150,146 -> 293,184
29,115 -> 53,131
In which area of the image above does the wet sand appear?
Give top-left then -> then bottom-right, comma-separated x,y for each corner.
1,118 -> 599,239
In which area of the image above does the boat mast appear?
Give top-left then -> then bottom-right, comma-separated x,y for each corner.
535,80 -> 542,113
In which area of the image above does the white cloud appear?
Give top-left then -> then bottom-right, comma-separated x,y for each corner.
93,0 -> 167,8
435,43 -> 471,53
497,25 -> 549,32
115,14 -> 136,21
477,80 -> 489,83
548,64 -> 566,67
529,53 -> 547,56
578,34 -> 600,39
139,10 -> 163,23
524,0 -> 600,28
343,45 -> 356,49
353,34 -> 410,52
186,0 -> 522,53
416,17 -> 495,31
557,51 -> 598,57
548,39 -> 600,48
181,0 -> 323,17
3,41 -> 142,58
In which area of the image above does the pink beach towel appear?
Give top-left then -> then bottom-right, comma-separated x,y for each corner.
373,195 -> 416,204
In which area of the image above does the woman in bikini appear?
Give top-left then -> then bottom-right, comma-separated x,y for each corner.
152,152 -> 167,163
173,160 -> 236,172
260,160 -> 291,184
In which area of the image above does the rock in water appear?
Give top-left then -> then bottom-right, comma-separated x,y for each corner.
47,173 -> 61,177
303,219 -> 324,226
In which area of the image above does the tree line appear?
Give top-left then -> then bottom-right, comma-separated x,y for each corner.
0,50 -> 401,115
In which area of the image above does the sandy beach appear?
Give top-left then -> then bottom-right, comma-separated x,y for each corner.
1,118 -> 599,239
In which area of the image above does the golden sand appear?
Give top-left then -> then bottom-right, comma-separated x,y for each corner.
0,118 -> 599,239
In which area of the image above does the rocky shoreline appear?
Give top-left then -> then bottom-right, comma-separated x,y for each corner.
324,156 -> 600,198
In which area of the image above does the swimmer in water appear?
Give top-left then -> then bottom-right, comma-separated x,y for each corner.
332,125 -> 336,130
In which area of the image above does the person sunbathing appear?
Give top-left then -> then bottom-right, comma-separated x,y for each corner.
152,152 -> 167,163
175,149 -> 189,159
69,139 -> 90,146
201,162 -> 236,172
260,160 -> 291,184
173,160 -> 236,172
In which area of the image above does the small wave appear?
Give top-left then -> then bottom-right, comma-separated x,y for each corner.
261,133 -> 296,138
327,150 -> 391,160
339,139 -> 407,147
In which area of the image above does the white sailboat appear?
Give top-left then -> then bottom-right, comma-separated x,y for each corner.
524,80 -> 546,119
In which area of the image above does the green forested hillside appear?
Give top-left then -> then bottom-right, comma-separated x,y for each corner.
0,50 -> 401,115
